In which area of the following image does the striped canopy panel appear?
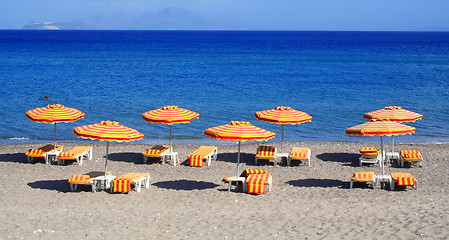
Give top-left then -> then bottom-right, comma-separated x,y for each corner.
142,105 -> 199,125
74,121 -> 143,142
204,121 -> 275,142
363,106 -> 423,123
255,106 -> 312,125
346,120 -> 415,137
26,104 -> 85,123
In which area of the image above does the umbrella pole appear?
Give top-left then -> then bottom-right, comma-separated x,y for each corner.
105,141 -> 109,177
380,136 -> 385,176
281,125 -> 284,153
237,141 -> 241,177
54,123 -> 57,151
392,135 -> 395,153
169,125 -> 172,153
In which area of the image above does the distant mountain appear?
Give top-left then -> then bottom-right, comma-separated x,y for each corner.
18,7 -> 260,30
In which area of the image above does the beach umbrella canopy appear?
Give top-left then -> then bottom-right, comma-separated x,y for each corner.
26,104 -> 85,149
255,106 -> 312,153
204,121 -> 275,175
142,105 -> 199,152
74,121 -> 143,175
346,119 -> 415,177
363,106 -> 423,123
363,106 -> 423,152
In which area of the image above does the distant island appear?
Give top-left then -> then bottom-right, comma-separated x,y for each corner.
18,7 -> 260,31
19,21 -> 95,30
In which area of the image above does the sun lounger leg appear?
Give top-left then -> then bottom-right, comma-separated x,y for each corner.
91,182 -> 98,193
349,181 -> 353,189
143,156 -> 148,164
135,180 -> 142,192
268,176 -> 272,192
145,175 -> 150,189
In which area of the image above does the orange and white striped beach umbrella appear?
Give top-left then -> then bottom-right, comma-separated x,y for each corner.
363,106 -> 423,123
26,104 -> 85,149
346,119 -> 415,176
363,106 -> 422,152
142,105 -> 199,151
204,121 -> 275,175
74,121 -> 143,175
346,120 -> 416,137
255,106 -> 312,153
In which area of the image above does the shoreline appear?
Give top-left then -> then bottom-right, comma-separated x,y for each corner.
1,136 -> 448,147
1,140 -> 448,238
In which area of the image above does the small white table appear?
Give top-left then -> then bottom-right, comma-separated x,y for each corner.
228,177 -> 246,192
92,175 -> 116,192
275,153 -> 289,166
162,152 -> 179,166
386,152 -> 400,164
45,148 -> 64,165
376,175 -> 392,190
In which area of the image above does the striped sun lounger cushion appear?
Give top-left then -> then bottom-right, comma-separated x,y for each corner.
256,146 -> 276,159
397,177 -> 416,186
118,173 -> 149,182
351,172 -> 375,182
58,146 -> 92,159
68,175 -> 92,184
189,155 -> 203,167
359,147 -> 378,155
240,169 -> 267,177
290,147 -> 310,159
188,146 -> 217,167
26,144 -> 64,157
390,172 -> 416,186
112,178 -> 131,193
401,150 -> 422,161
246,173 -> 271,194
59,152 -> 75,158
142,145 -> 170,157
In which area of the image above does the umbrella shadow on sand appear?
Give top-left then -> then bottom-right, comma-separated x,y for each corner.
107,152 -> 143,164
216,152 -> 255,164
0,153 -> 30,164
28,179 -> 71,193
316,153 -> 360,166
287,179 -> 345,188
153,180 -> 219,191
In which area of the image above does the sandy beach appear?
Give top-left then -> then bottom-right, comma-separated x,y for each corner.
0,140 -> 448,239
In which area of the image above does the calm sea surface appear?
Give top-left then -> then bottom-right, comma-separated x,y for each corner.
0,30 -> 448,145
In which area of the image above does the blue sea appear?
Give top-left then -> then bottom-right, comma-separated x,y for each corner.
0,30 -> 448,145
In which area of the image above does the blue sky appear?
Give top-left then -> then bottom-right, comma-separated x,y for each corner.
1,0 -> 449,30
